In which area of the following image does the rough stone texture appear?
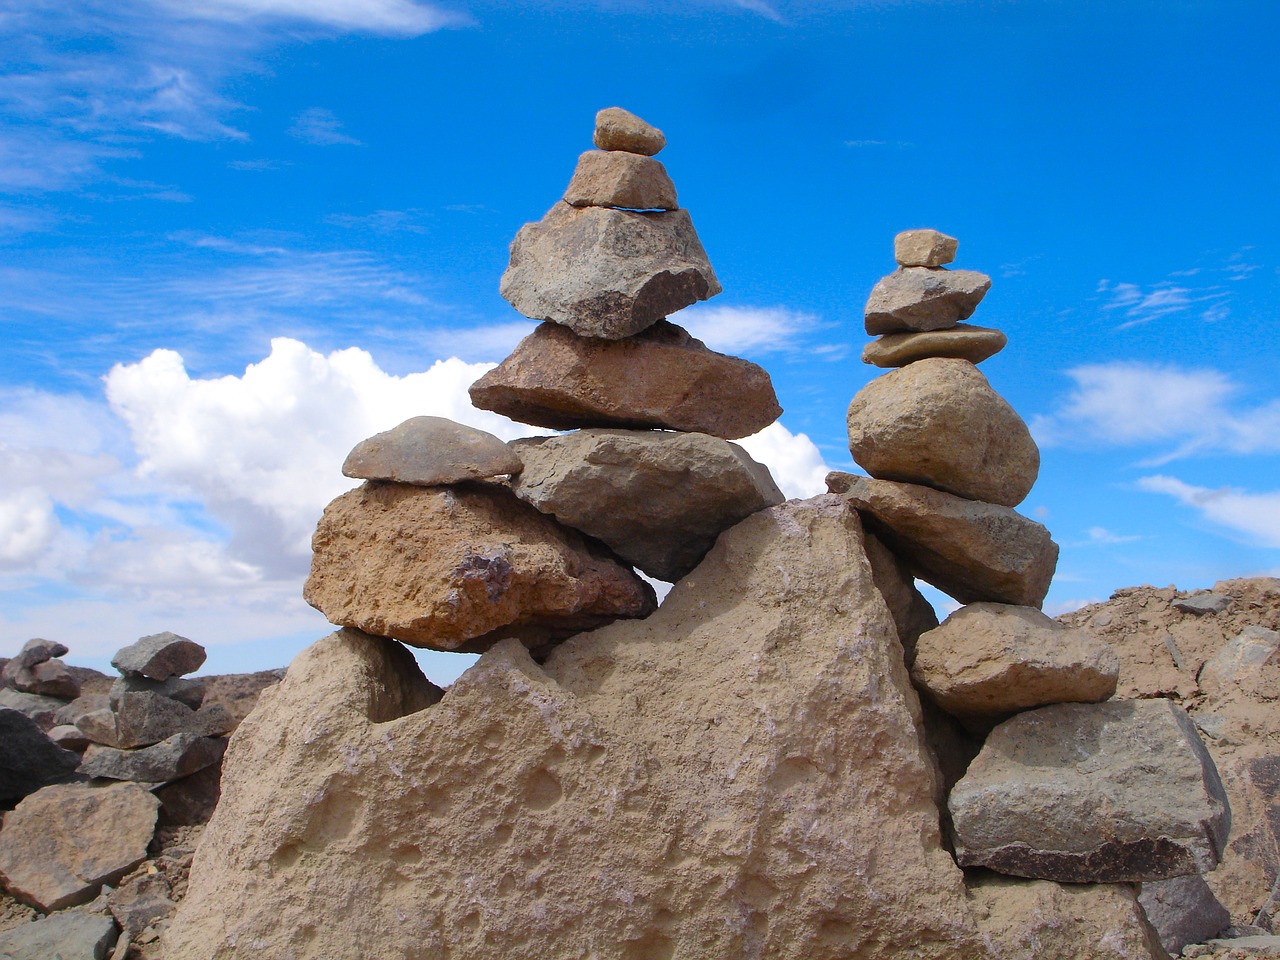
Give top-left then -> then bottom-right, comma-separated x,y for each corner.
0,907 -> 119,959
1140,875 -> 1232,955
154,758 -> 224,827
499,202 -> 721,340
110,675 -> 204,711
1176,593 -> 1233,615
198,669 -> 285,729
79,733 -> 227,783
304,481 -> 656,653
75,708 -> 124,748
469,319 -> 781,439
48,723 -> 92,751
0,782 -> 159,911
111,633 -> 206,681
113,691 -> 202,748
846,358 -> 1040,507
340,416 -> 522,486
862,323 -> 1007,368
969,874 -> 1170,960
55,693 -> 111,727
2,640 -> 80,699
0,708 -> 81,805
865,267 -> 992,335
863,529 -> 938,666
510,428 -> 783,581
0,688 -> 64,730
1200,626 -> 1280,693
593,106 -> 665,155
911,602 -> 1119,723
564,150 -> 678,210
894,229 -> 959,268
168,498 -> 995,959
109,871 -> 176,938
827,472 -> 1058,608
950,699 -> 1231,883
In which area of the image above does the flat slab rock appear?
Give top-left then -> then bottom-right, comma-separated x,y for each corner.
864,266 -> 992,336
827,472 -> 1058,608
499,202 -> 721,340
469,319 -> 781,439
510,428 -> 783,581
304,481 -> 656,653
78,731 -> 227,783
861,323 -> 1007,368
0,907 -> 119,960
949,699 -> 1232,883
341,415 -> 522,486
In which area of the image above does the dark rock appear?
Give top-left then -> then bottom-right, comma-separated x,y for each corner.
1173,593 -> 1233,615
0,688 -> 66,731
109,675 -> 205,711
0,708 -> 81,805
78,733 -> 228,784
1139,874 -> 1231,955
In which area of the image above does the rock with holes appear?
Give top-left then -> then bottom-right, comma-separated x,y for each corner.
340,416 -> 522,487
865,267 -> 992,335
593,106 -> 665,155
862,323 -> 1007,368
111,632 -> 206,681
168,498 -> 1001,959
564,150 -> 678,210
304,481 -> 656,654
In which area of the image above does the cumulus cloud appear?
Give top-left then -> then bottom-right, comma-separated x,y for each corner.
735,422 -> 830,500
1138,476 -> 1280,550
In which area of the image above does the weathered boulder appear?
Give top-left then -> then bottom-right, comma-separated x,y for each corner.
340,416 -> 522,486
304,481 -> 656,653
593,106 -> 665,155
78,732 -> 227,783
510,428 -> 783,581
950,699 -> 1231,882
1139,875 -> 1231,956
75,708 -> 124,747
827,472 -> 1058,608
894,229 -> 958,268
911,603 -> 1118,723
0,687 -> 65,730
168,498 -> 993,959
111,632 -> 206,681
865,267 -> 992,335
0,908 -> 119,960
499,203 -> 721,339
564,150 -> 678,210
110,674 -> 205,710
862,323 -> 1007,368
468,319 -> 781,439
0,781 -> 159,911
0,708 -> 81,804
846,358 -> 1040,507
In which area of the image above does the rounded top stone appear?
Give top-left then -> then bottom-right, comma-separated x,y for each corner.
593,107 -> 666,156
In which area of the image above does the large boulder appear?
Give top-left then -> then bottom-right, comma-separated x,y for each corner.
846,358 -> 1040,508
864,267 -> 991,335
499,203 -> 721,339
167,498 -> 995,959
861,323 -> 1007,368
510,428 -> 783,581
0,707 -> 81,805
468,319 -> 781,439
949,699 -> 1231,883
303,481 -> 656,653
827,472 -> 1058,608
340,416 -> 523,486
111,632 -> 206,681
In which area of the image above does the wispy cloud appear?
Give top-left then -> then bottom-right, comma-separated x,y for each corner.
1096,278 -> 1230,330
672,302 -> 846,359
1138,475 -> 1280,550
1082,526 -> 1143,546
325,208 -> 430,234
844,139 -> 913,149
288,107 -> 362,146
227,158 -> 291,171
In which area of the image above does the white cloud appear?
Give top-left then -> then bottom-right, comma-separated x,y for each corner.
156,0 -> 466,34
1138,475 -> 1280,550
324,209 -> 430,234
735,421 -> 830,500
288,107 -> 362,146
418,320 -> 538,362
1083,526 -> 1142,546
673,302 -> 842,358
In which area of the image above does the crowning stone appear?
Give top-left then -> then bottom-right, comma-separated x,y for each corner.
593,106 -> 665,156
894,229 -> 958,268
564,150 -> 678,211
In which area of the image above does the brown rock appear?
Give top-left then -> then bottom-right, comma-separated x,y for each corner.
846,358 -> 1040,507
54,692 -> 110,727
75,707 -> 123,747
863,529 -> 938,665
108,871 -> 176,938
593,106 -> 665,155
861,323 -> 1007,368
827,472 -> 1058,608
1,638 -> 80,699
154,757 -> 224,827
0,782 -> 159,911
564,150 -> 678,210
47,723 -> 91,751
111,632 -> 206,681
469,319 -> 780,439
510,429 -> 783,581
304,481 -> 656,653
894,229 -> 959,268
341,416 -> 522,486
864,267 -> 992,335
1139,874 -> 1231,956
499,203 -> 721,340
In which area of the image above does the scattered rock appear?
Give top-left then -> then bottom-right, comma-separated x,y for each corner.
111,633 -> 206,682
1200,626 -> 1280,693
894,228 -> 958,268
340,416 -> 523,487
0,708 -> 81,805
592,106 -> 665,155
78,733 -> 227,784
0,907 -> 119,960
864,267 -> 992,335
846,358 -> 1040,507
55,693 -> 111,727
1140,874 -> 1231,955
0,688 -> 65,731
1175,593 -> 1233,615
469,319 -> 780,439
108,871 -> 175,938
564,150 -> 678,210
861,323 -> 1007,368
950,699 -> 1231,882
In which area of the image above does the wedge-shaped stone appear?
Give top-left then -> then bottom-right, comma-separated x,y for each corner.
864,267 -> 991,335
894,229 -> 958,268
847,358 -> 1039,507
912,602 -> 1118,723
564,150 -> 677,210
341,416 -> 522,486
950,699 -> 1231,882
862,323 -> 1007,368
593,106 -> 665,155
500,203 -> 721,339
79,732 -> 227,783
0,708 -> 80,805
827,473 -> 1058,607
112,631 -> 206,680
304,481 -> 656,653
469,319 -> 780,439
511,429 -> 783,581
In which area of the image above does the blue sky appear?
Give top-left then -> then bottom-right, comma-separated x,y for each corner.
1,0 -> 1277,683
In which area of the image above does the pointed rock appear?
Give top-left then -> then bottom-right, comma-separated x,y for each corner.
341,416 -> 522,486
894,229 -> 958,268
593,106 -> 665,155
862,323 -> 1007,368
864,267 -> 991,335
2,638 -> 80,698
564,150 -> 678,210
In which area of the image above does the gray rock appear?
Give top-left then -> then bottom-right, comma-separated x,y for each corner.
78,733 -> 227,784
949,699 -> 1231,882
1200,625 -> 1280,690
894,229 -> 958,268
861,323 -> 1007,368
564,150 -> 678,210
499,203 -> 721,339
2,639 -> 80,698
0,687 -> 65,730
154,758 -> 223,827
55,693 -> 111,727
0,908 -> 119,959
1173,593 -> 1232,615
75,708 -> 123,748
593,106 -> 665,155
109,675 -> 204,711
864,267 -> 992,335
341,416 -> 523,487
1139,874 -> 1230,955
0,708 -> 81,805
510,429 -> 784,581
113,691 -> 201,748
827,472 -> 1058,608
111,632 -> 206,681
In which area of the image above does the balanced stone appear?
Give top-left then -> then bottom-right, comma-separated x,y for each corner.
564,150 -> 678,211
2,637 -> 79,699
949,699 -> 1231,883
79,732 -> 228,783
510,429 -> 784,582
861,323 -> 1007,368
593,106 -> 665,155
864,267 -> 991,335
110,674 -> 205,710
341,416 -> 522,486
847,358 -> 1039,507
894,229 -> 958,268
111,631 -> 206,680
500,203 -> 721,340
468,320 -> 780,439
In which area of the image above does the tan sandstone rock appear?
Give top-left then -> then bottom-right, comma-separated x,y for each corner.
593,106 -> 665,155
564,150 -> 678,210
468,319 -> 781,439
894,229 -> 959,268
168,498 -> 997,959
304,481 -> 656,653
341,416 -> 522,486
846,358 -> 1040,508
862,323 -> 1008,368
864,267 -> 992,335
827,472 -> 1058,608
